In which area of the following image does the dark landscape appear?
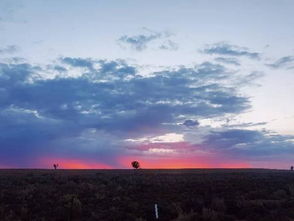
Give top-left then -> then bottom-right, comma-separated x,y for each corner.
1,169 -> 294,221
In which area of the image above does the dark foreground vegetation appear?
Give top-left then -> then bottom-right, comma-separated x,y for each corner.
1,169 -> 294,221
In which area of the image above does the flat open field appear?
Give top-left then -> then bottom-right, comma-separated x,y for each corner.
1,169 -> 294,221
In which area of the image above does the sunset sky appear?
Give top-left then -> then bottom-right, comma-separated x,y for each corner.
0,0 -> 294,169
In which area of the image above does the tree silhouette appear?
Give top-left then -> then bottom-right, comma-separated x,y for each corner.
131,161 -> 140,169
291,166 -> 293,171
53,164 -> 59,170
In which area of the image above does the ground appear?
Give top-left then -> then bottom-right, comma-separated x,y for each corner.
0,169 -> 294,221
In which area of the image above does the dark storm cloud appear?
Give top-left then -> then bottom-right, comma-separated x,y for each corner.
267,56 -> 294,69
203,42 -> 260,59
0,58 -> 253,165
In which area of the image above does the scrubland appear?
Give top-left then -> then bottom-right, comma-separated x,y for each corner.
0,169 -> 294,221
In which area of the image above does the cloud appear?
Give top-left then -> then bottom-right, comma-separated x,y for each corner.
60,57 -> 136,78
214,57 -> 240,66
2,57 -> 292,169
223,122 -> 267,128
118,33 -> 162,51
118,29 -> 177,51
183,120 -> 199,127
125,127 -> 294,168
159,40 -> 179,51
267,56 -> 294,69
0,58 -> 254,166
203,129 -> 264,149
202,42 -> 260,59
0,45 -> 19,54
202,129 -> 294,158
234,71 -> 264,87
61,57 -> 94,70
52,65 -> 67,72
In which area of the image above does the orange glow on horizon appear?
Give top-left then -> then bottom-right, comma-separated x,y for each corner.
39,157 -> 113,169
119,156 -> 251,169
38,153 -> 250,169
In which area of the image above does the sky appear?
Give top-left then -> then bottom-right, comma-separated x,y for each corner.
0,0 -> 294,169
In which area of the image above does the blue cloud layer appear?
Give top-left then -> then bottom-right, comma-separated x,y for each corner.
0,57 -> 293,167
0,58 -> 251,164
